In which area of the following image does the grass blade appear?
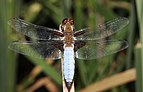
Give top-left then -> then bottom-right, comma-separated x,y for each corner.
0,0 -> 20,92
135,42 -> 142,92
136,0 -> 143,92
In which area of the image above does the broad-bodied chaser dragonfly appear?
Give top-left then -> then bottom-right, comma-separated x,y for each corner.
8,17 -> 129,90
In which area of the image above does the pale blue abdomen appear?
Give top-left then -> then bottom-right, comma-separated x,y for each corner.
63,47 -> 75,87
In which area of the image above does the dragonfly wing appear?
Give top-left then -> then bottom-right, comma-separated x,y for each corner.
8,18 -> 64,40
8,41 -> 63,59
75,40 -> 128,60
74,17 -> 129,40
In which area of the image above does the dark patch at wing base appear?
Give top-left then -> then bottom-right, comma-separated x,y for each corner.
8,41 -> 63,59
75,40 -> 128,60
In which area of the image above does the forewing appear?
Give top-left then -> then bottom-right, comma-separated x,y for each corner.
75,40 -> 128,60
74,17 -> 129,40
8,41 -> 63,59
8,18 -> 64,40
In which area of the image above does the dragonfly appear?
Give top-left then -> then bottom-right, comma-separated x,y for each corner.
8,17 -> 129,91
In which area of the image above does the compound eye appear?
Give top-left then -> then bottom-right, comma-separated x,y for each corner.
62,18 -> 68,24
70,19 -> 74,25
70,20 -> 74,25
64,20 -> 67,24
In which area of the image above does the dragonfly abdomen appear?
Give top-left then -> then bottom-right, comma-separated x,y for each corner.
63,47 -> 75,89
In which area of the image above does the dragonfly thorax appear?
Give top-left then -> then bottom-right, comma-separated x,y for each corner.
63,34 -> 74,48
61,18 -> 75,48
63,28 -> 74,47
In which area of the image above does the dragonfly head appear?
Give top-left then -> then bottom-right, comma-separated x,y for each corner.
62,18 -> 74,25
61,18 -> 74,32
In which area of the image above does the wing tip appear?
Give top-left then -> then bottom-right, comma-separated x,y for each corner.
118,17 -> 129,25
121,40 -> 129,50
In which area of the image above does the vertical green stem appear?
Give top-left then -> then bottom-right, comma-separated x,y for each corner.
135,43 -> 142,92
126,0 -> 136,69
136,0 -> 143,92
0,0 -> 20,92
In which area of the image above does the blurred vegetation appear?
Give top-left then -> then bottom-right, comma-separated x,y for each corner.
0,0 -> 142,92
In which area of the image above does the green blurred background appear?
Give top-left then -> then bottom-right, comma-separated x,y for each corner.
0,0 -> 142,92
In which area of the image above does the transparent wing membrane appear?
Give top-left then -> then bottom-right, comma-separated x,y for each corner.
75,40 -> 128,60
8,18 -> 64,40
75,17 -> 129,40
8,41 -> 62,59
8,17 -> 129,60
